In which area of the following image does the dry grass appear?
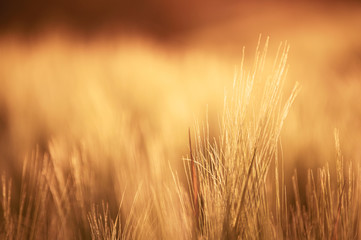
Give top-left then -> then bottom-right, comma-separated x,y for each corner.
0,37 -> 360,240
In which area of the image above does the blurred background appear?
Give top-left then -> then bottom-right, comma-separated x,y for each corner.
0,0 -> 361,196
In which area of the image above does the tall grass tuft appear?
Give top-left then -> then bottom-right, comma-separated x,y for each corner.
186,37 -> 299,239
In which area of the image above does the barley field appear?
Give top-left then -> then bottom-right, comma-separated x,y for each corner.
0,1 -> 361,239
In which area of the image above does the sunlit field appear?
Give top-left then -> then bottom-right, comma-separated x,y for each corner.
1,2 -> 361,239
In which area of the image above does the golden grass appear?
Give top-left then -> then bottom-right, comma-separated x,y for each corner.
0,37 -> 360,239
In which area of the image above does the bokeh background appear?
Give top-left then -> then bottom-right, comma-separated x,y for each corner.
0,0 -> 361,199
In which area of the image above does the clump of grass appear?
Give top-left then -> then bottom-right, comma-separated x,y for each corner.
186,37 -> 300,239
287,129 -> 360,239
1,150 -> 56,239
1,38 -> 360,240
